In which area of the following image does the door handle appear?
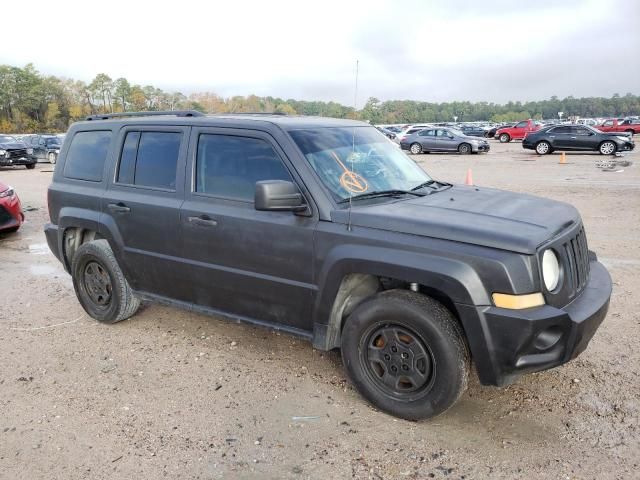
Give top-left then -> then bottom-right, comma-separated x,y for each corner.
108,202 -> 131,213
187,215 -> 218,227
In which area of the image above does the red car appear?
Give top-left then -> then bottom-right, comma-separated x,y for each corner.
597,118 -> 640,136
0,180 -> 24,233
495,119 -> 542,143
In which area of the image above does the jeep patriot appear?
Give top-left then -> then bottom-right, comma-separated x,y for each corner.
45,111 -> 612,419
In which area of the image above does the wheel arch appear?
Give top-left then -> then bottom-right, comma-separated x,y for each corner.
311,246 -> 488,351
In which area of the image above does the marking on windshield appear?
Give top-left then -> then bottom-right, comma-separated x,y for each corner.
330,151 -> 369,194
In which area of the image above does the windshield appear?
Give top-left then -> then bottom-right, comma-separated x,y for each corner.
0,135 -> 16,143
46,137 -> 61,145
290,127 -> 431,203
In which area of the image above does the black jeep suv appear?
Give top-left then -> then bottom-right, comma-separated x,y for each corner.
45,111 -> 612,420
0,135 -> 37,169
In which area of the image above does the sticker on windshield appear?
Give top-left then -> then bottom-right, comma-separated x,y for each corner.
340,170 -> 368,193
330,151 -> 369,194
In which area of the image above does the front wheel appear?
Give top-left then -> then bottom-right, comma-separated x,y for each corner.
599,141 -> 616,155
499,133 -> 511,143
48,152 -> 57,164
25,163 -> 35,170
410,143 -> 423,155
341,290 -> 470,420
458,143 -> 471,154
535,141 -> 551,155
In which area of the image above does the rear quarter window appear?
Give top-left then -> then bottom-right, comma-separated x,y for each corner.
63,131 -> 112,182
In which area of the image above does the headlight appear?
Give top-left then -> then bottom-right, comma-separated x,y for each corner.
26,148 -> 34,154
0,186 -> 15,198
616,136 -> 629,142
542,249 -> 561,291
0,149 -> 6,156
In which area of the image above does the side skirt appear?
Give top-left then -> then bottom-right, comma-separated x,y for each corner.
136,291 -> 314,341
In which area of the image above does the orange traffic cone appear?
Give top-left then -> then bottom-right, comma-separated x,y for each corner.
559,152 -> 567,164
465,168 -> 473,185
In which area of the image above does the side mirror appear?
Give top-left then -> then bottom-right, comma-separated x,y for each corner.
255,180 -> 307,212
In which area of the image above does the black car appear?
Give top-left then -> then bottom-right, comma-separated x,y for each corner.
0,135 -> 37,169
45,111 -> 611,420
523,125 -> 635,155
459,125 -> 487,137
23,134 -> 63,164
375,126 -> 396,140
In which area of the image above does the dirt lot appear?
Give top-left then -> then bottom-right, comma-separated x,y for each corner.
1,141 -> 638,479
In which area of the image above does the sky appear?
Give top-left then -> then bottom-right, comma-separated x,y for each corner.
2,0 -> 638,106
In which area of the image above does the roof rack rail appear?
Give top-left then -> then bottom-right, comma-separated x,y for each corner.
214,112 -> 288,116
85,110 -> 205,121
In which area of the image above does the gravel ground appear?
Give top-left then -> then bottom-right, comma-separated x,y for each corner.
0,141 -> 638,479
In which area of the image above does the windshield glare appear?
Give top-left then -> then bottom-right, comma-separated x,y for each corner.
289,127 -> 431,203
0,135 -> 16,143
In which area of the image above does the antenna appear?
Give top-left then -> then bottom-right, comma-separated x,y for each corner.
347,59 -> 359,232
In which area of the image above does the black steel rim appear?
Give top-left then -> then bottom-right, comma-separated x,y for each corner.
82,261 -> 112,306
361,323 -> 435,400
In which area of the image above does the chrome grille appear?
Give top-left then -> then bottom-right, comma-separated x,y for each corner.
563,227 -> 590,299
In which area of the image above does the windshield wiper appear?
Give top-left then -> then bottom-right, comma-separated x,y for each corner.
338,189 -> 426,204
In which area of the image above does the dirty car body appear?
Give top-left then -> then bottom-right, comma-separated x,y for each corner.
44,112 -> 612,418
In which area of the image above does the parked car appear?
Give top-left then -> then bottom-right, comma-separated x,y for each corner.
401,127 -> 490,154
495,120 -> 542,142
45,110 -> 611,420
23,134 -> 62,164
376,127 -> 396,140
0,180 -> 24,233
0,135 -> 37,169
395,124 -> 433,144
459,125 -> 487,137
487,123 -> 515,138
596,118 -> 640,136
522,125 -> 635,155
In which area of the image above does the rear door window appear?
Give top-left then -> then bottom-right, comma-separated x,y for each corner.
63,130 -> 112,182
116,131 -> 182,190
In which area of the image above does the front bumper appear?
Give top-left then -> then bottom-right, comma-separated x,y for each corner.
458,259 -> 612,386
473,143 -> 490,152
619,141 -> 635,151
0,154 -> 37,166
0,194 -> 24,232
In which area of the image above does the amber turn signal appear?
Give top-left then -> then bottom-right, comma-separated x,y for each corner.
492,292 -> 545,310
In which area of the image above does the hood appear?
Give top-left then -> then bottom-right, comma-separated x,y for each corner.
0,180 -> 9,192
0,142 -> 27,149
331,185 -> 580,254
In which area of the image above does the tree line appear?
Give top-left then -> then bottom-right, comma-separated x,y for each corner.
0,63 -> 638,133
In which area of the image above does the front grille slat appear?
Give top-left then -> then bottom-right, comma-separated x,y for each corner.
562,227 -> 590,299
7,149 -> 28,159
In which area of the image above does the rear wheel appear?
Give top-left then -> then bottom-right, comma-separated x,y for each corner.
25,163 -> 35,169
71,239 -> 140,323
410,143 -> 423,154
599,141 -> 616,155
458,143 -> 471,154
341,290 -> 470,420
535,141 -> 551,155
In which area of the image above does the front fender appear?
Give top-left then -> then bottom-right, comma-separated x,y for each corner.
312,244 -> 489,349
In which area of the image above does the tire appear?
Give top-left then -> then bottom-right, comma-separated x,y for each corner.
599,141 -> 616,155
341,289 -> 470,420
410,143 -> 423,155
499,133 -> 511,143
71,239 -> 140,323
458,143 -> 471,154
48,152 -> 57,164
535,141 -> 551,155
25,163 -> 35,169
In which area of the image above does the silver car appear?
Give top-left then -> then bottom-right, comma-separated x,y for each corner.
401,127 -> 490,154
